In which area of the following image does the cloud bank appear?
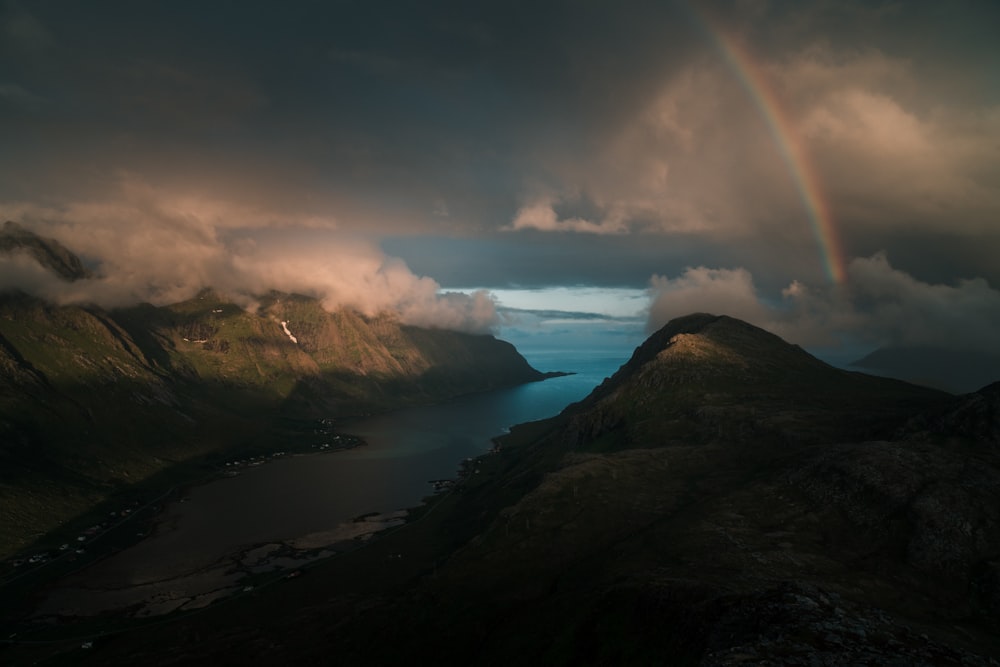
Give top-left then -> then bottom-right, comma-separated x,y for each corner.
1,1 -> 997,346
648,254 -> 1000,356
0,184 -> 499,334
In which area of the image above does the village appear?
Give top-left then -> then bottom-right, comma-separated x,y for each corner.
1,418 -> 365,585
2,497 -> 160,578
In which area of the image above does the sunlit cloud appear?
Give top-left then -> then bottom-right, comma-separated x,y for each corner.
647,255 -> 1000,357
1,1 -> 998,346
0,183 -> 499,334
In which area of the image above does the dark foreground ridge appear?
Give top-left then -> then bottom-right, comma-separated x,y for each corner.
5,311 -> 999,665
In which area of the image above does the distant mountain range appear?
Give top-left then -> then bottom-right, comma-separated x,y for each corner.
851,345 -> 1000,394
62,312 -> 999,666
0,222 -> 556,557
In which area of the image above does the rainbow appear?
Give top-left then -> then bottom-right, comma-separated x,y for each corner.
698,20 -> 847,284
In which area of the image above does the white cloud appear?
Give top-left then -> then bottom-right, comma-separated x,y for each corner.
646,255 -> 1000,356
647,267 -> 771,332
0,181 -> 499,334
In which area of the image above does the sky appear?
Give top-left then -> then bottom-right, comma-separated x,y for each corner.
1,0 -> 999,362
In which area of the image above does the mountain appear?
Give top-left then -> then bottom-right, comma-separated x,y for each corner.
0,225 -> 556,558
563,313 -> 945,450
0,220 -> 90,281
851,345 -> 1000,394
41,314 -> 999,665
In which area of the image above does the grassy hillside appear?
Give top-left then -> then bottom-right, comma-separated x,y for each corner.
0,286 -> 550,559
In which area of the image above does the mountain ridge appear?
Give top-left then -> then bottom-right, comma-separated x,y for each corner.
852,344 -> 1000,394
0,220 -> 91,281
561,312 -> 948,452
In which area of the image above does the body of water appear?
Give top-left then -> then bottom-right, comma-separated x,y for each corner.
39,349 -> 629,616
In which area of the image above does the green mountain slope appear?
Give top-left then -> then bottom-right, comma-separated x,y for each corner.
0,227 -> 553,558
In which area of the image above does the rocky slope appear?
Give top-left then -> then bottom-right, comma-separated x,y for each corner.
414,316 -> 1000,664
32,313 -> 999,666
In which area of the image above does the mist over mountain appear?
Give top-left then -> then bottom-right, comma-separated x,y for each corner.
0,224 -> 556,557
0,221 -> 89,281
0,219 -> 500,334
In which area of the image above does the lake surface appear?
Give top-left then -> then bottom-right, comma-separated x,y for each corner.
195,350 -> 627,555
40,349 -> 630,616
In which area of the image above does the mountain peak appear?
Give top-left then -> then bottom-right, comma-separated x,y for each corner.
581,313 -> 824,406
565,312 -> 947,449
0,221 -> 91,282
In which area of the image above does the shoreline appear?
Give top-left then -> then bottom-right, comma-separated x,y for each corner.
4,425 -> 479,627
0,423 -> 370,624
14,475 -> 466,630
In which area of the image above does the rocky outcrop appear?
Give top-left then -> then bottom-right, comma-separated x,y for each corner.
791,441 -> 1000,594
924,382 -> 1000,445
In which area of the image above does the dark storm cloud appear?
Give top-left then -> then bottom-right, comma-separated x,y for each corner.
382,231 -> 856,297
0,1 -> 702,222
1,0 -> 998,343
